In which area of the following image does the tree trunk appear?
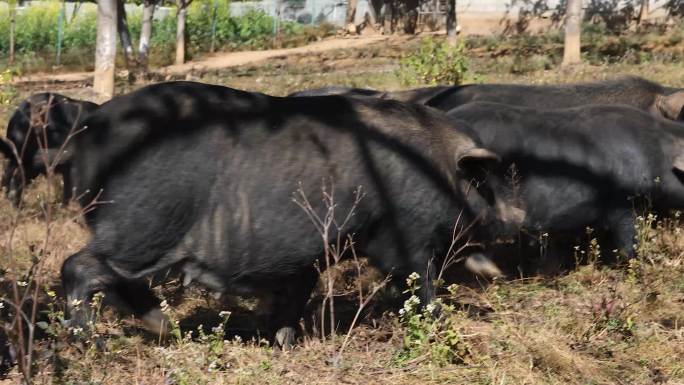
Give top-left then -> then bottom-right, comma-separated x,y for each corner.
175,0 -> 187,65
446,0 -> 457,45
388,0 -> 397,33
94,0 -> 117,98
562,0 -> 582,66
139,0 -> 156,68
9,0 -> 16,64
365,2 -> 378,28
346,0 -> 358,33
116,0 -> 135,66
637,0 -> 649,26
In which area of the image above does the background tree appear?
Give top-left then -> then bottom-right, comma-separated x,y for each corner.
563,0 -> 582,66
446,0 -> 457,45
139,0 -> 157,68
94,0 -> 118,97
637,0 -> 649,25
9,0 -> 16,64
346,0 -> 358,33
665,0 -> 683,17
117,0 -> 135,65
175,0 -> 193,65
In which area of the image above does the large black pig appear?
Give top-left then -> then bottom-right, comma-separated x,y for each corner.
287,86 -> 383,98
291,77 -> 684,122
430,76 -> 684,121
0,93 -> 97,206
448,101 -> 684,272
57,81 -> 506,347
288,85 -> 452,105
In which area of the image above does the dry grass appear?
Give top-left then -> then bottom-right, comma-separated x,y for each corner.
8,245 -> 680,385
2,37 -> 684,384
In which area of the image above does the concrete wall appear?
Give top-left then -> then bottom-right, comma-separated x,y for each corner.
0,0 -> 675,32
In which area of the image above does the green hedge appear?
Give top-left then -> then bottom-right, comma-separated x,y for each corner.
0,0 -> 313,69
0,2 -> 97,54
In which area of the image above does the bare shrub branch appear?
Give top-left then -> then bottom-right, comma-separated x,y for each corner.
293,180 -> 365,341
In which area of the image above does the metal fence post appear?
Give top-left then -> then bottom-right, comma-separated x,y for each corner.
55,0 -> 66,66
210,0 -> 218,52
311,0 -> 315,25
273,0 -> 280,46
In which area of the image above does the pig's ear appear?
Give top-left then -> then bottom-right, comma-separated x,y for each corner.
673,154 -> 684,175
457,147 -> 500,172
660,91 -> 684,121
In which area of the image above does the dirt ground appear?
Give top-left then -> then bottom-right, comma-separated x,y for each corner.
12,34 -> 396,88
10,33 -> 684,102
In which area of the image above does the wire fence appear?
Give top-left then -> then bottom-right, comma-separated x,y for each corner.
3,0 -> 352,53
1,0 -> 681,69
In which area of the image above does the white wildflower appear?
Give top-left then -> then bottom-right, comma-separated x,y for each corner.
408,295 -> 420,305
406,272 -> 421,287
425,303 -> 436,314
208,361 -> 219,372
